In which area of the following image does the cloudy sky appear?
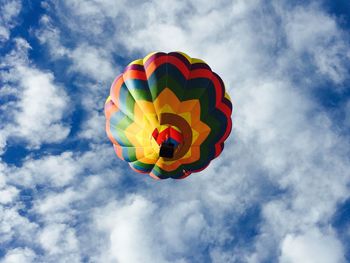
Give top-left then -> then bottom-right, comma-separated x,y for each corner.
1,0 -> 350,262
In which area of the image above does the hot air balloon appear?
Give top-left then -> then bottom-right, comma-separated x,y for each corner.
105,52 -> 232,179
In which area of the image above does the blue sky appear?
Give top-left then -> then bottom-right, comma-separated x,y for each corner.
0,0 -> 350,262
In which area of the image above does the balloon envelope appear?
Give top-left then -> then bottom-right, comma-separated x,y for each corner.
105,52 -> 232,179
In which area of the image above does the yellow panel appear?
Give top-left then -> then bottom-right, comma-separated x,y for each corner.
128,58 -> 144,66
105,95 -> 112,104
191,58 -> 206,64
143,52 -> 158,64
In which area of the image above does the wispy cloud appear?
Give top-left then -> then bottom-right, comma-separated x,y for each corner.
0,38 -> 70,153
0,0 -> 21,42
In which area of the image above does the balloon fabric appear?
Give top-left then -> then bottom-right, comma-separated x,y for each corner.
105,52 -> 232,179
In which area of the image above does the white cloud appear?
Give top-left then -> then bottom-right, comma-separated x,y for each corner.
35,15 -> 68,58
68,44 -> 115,81
344,100 -> 350,128
0,206 -> 38,245
276,2 -> 350,84
0,143 -> 120,261
36,15 -> 115,82
236,78 -> 349,261
12,66 -> 70,145
0,0 -> 21,42
94,196 -> 169,263
0,186 -> 18,204
35,15 -> 116,141
8,152 -> 82,187
78,110 -> 106,141
34,188 -> 80,220
93,195 -> 208,263
284,6 -> 338,53
280,228 -> 346,263
40,0 -> 350,261
0,1 -> 349,262
0,38 -> 70,152
0,247 -> 36,263
39,223 -> 80,258
4,143 -> 118,187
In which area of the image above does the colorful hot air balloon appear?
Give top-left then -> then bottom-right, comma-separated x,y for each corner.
105,52 -> 232,179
